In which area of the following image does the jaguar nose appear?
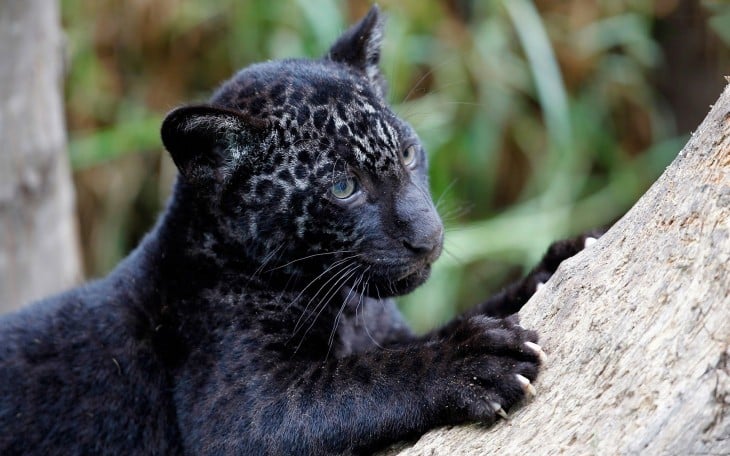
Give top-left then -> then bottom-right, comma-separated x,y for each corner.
401,227 -> 443,261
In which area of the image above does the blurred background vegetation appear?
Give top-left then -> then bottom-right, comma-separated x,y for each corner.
60,0 -> 728,332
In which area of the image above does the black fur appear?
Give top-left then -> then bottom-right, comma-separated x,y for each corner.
0,7 -> 597,454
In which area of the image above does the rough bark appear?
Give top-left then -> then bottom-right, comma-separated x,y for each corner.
0,0 -> 81,312
391,82 -> 730,455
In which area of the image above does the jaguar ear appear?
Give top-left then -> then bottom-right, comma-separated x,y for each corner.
161,105 -> 267,185
327,5 -> 386,94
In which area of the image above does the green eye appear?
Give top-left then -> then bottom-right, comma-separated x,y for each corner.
402,144 -> 417,167
331,177 -> 358,199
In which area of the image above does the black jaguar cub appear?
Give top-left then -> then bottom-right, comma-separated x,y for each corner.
0,6 -> 597,455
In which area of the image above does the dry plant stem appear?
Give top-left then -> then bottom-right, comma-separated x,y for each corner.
391,82 -> 730,455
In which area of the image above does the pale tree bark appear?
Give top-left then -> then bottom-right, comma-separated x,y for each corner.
391,82 -> 730,455
0,0 -> 81,312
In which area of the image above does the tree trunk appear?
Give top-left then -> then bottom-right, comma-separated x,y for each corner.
390,82 -> 730,455
0,0 -> 81,312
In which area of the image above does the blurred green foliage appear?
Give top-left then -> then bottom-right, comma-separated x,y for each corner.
61,0 -> 728,332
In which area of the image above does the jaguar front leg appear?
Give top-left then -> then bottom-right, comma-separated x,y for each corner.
199,316 -> 545,455
475,230 -> 604,317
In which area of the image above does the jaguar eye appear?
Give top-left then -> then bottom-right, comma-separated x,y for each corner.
331,177 -> 358,199
402,144 -> 417,167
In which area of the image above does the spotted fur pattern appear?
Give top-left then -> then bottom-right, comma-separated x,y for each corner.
0,6 -> 597,455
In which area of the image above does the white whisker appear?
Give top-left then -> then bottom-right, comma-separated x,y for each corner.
267,249 -> 356,272
294,264 -> 361,354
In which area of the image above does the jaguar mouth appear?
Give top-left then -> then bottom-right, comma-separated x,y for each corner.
358,258 -> 433,297
360,257 -> 431,278
390,263 -> 431,294
394,263 -> 428,281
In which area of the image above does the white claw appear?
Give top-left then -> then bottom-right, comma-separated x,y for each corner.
489,401 -> 509,419
584,237 -> 598,248
515,374 -> 536,396
535,282 -> 546,292
525,341 -> 548,363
